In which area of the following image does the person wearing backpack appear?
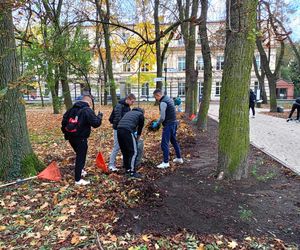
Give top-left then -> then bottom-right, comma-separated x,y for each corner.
61,94 -> 103,185
117,107 -> 145,179
108,93 -> 136,172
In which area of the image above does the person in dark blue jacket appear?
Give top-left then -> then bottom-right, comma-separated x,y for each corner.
152,89 -> 183,169
117,107 -> 145,178
249,89 -> 256,118
62,94 -> 103,185
287,97 -> 300,122
108,94 -> 136,171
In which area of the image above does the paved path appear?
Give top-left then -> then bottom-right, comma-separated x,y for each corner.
208,104 -> 300,175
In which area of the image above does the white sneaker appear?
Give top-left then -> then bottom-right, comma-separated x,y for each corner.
81,170 -> 87,177
156,162 -> 170,169
109,165 -> 118,172
75,179 -> 90,185
173,158 -> 184,164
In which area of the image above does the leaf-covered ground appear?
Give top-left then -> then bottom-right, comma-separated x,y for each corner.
0,104 -> 299,249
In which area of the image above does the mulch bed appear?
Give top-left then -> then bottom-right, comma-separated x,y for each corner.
116,118 -> 300,246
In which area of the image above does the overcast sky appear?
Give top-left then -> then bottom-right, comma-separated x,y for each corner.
208,0 -> 300,41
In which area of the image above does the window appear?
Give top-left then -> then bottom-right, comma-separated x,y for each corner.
197,33 -> 201,44
255,55 -> 261,69
178,36 -> 184,45
163,58 -> 167,70
126,83 -> 131,95
141,83 -> 149,96
178,57 -> 185,71
178,82 -> 185,96
254,81 -> 259,94
196,56 -> 204,70
216,56 -> 224,70
141,63 -> 149,72
122,60 -> 131,72
215,82 -> 221,96
198,81 -> 204,95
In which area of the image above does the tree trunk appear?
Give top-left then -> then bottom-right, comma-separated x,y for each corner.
218,0 -> 257,180
0,4 -> 42,180
178,0 -> 199,115
96,0 -> 117,106
197,0 -> 213,131
256,38 -> 284,112
60,62 -> 73,110
154,0 -> 163,91
252,56 -> 268,104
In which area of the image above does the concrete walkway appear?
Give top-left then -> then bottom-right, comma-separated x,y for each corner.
208,104 -> 300,175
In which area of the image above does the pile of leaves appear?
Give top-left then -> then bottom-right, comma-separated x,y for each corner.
0,104 -> 295,249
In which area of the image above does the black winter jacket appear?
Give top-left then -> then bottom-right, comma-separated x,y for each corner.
117,108 -> 145,136
110,98 -> 131,129
249,91 -> 256,104
61,101 -> 102,139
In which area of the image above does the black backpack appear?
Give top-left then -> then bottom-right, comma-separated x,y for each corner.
62,107 -> 87,137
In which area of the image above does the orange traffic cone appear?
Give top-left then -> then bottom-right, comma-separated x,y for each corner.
37,161 -> 61,181
96,152 -> 109,173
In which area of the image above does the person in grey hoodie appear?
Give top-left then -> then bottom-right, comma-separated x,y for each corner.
108,94 -> 136,171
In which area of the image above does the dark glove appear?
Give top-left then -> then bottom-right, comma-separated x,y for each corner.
97,112 -> 103,119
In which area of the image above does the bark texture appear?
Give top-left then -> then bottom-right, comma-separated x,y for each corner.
218,0 -> 257,180
197,0 -> 213,131
0,4 -> 40,180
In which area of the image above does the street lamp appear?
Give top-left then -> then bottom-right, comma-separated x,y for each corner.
164,67 -> 167,95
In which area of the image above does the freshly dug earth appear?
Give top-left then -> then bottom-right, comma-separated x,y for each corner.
116,118 -> 300,245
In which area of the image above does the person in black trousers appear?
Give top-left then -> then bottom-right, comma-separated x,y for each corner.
287,97 -> 300,122
249,89 -> 256,118
62,94 -> 103,185
117,107 -> 145,179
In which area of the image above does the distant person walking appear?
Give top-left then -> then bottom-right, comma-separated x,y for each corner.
152,89 -> 183,169
61,94 -> 103,185
249,89 -> 256,118
173,96 -> 182,112
108,94 -> 136,171
287,97 -> 300,122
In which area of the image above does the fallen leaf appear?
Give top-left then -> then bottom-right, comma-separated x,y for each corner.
57,215 -> 69,222
57,229 -> 71,242
39,202 -> 49,210
196,244 -> 205,250
16,219 -> 25,226
228,240 -> 238,249
142,234 -> 151,242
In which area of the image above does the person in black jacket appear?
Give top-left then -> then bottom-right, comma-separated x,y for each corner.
117,107 -> 145,179
108,94 -> 136,171
287,97 -> 300,122
152,89 -> 183,169
249,89 -> 256,118
62,94 -> 103,185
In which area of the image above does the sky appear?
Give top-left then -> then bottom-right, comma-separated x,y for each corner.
208,0 -> 300,41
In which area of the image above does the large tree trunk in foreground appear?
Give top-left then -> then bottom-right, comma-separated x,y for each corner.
0,4 -> 43,180
197,0 -> 213,131
218,0 -> 257,180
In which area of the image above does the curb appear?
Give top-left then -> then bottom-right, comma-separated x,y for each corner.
208,113 -> 300,176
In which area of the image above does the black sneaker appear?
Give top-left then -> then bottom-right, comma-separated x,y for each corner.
287,118 -> 292,122
128,172 -> 143,179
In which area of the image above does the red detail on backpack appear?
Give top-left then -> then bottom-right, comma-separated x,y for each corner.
65,116 -> 80,133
